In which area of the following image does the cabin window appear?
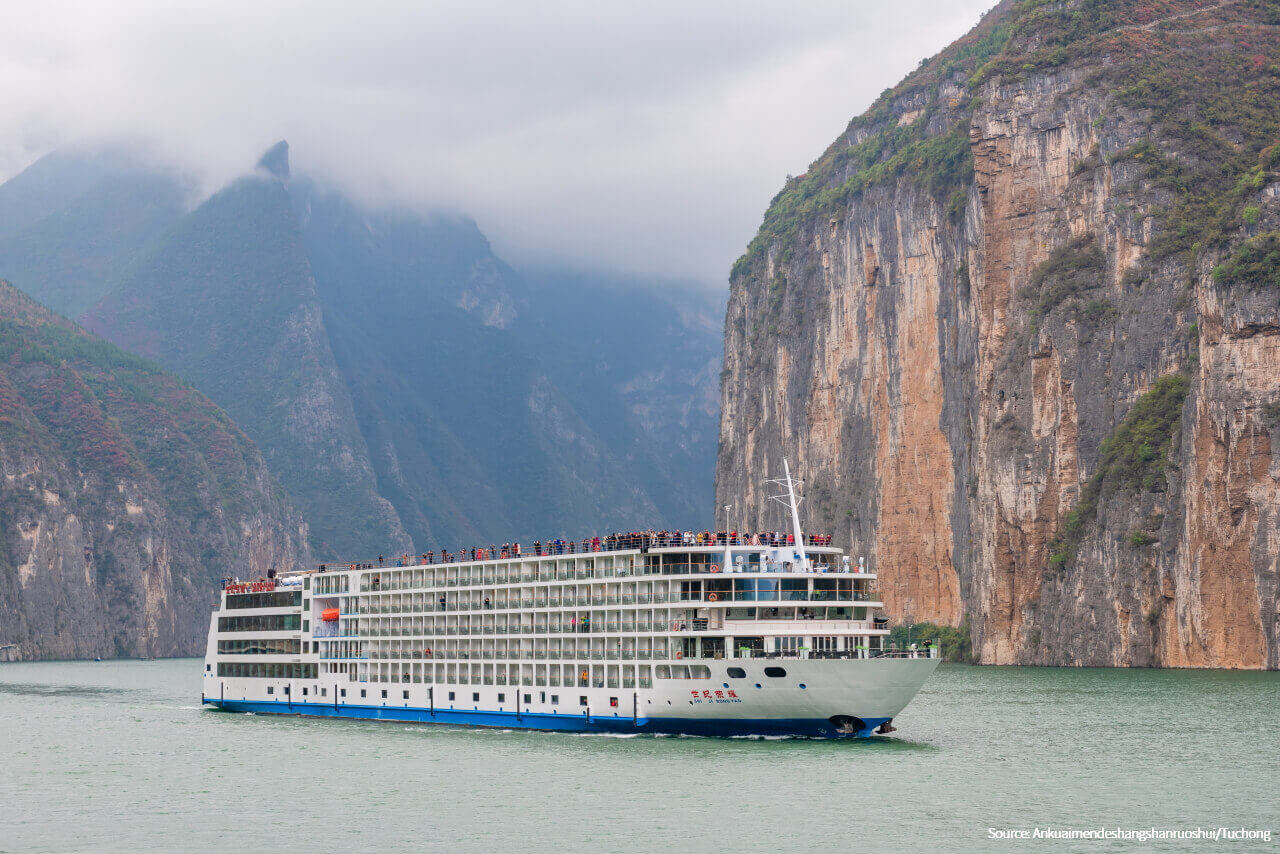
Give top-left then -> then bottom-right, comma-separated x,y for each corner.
302,687 -> 308,696
340,689 -> 346,698
498,693 -> 505,703
472,692 -> 480,702
551,695 -> 559,704
579,696 -> 588,706
764,667 -> 787,678
609,697 -> 618,707
205,664 -> 211,672
727,667 -> 746,678
403,690 -> 409,700
266,686 -> 273,695
449,692 -> 456,701
524,694 -> 531,704
381,689 -> 387,698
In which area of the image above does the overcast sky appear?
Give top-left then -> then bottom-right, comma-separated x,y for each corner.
0,0 -> 994,286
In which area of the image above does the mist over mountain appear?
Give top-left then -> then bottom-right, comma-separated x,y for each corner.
0,149 -> 187,317
0,143 -> 719,560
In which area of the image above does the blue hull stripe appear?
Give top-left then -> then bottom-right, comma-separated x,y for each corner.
203,699 -> 888,738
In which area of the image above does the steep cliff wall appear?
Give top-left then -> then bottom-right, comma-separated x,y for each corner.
717,0 -> 1280,668
0,282 -> 307,659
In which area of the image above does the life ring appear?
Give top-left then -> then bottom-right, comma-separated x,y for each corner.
707,592 -> 719,602
709,564 -> 721,573
675,651 -> 683,659
671,620 -> 681,632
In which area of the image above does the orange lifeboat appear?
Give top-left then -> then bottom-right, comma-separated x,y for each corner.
321,608 -> 340,622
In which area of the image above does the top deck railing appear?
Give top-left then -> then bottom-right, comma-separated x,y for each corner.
311,530 -> 838,574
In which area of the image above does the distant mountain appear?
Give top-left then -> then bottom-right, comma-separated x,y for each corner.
0,142 -> 720,561
293,180 -> 721,548
0,280 -> 306,659
0,149 -> 186,317
83,150 -> 411,559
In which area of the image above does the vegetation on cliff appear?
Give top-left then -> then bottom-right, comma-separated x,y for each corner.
1050,373 -> 1190,566
1022,233 -> 1107,330
1212,230 -> 1280,288
731,3 -> 1015,279
990,0 -> 1280,277
737,0 -> 1280,286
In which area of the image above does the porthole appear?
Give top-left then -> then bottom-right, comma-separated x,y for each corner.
764,666 -> 787,678
798,683 -> 807,690
727,667 -> 746,678
755,683 -> 762,689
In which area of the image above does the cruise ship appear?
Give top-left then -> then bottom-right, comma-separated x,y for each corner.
202,468 -> 939,737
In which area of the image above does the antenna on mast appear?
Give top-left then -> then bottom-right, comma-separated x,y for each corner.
765,458 -> 808,570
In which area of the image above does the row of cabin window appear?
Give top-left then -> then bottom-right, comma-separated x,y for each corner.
257,684 -> 616,710
654,665 -> 786,679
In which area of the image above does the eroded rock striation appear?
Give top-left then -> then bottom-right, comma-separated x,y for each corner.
717,0 -> 1280,668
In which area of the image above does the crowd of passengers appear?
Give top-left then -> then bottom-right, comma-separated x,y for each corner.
321,530 -> 836,572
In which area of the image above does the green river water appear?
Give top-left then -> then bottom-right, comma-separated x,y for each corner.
0,659 -> 1275,852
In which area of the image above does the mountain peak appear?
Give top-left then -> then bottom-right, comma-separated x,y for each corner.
257,140 -> 290,180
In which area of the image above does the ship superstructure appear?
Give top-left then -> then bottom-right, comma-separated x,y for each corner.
203,539 -> 938,737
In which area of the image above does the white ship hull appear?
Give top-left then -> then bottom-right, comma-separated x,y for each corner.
204,654 -> 939,737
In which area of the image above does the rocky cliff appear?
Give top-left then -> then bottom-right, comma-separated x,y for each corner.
717,0 -> 1280,668
0,282 -> 307,659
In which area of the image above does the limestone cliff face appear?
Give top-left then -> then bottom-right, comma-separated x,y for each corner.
0,282 -> 308,659
717,0 -> 1280,668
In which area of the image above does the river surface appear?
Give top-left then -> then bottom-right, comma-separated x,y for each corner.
0,659 -> 1275,852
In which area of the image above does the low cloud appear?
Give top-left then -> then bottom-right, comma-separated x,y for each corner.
0,0 -> 994,284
